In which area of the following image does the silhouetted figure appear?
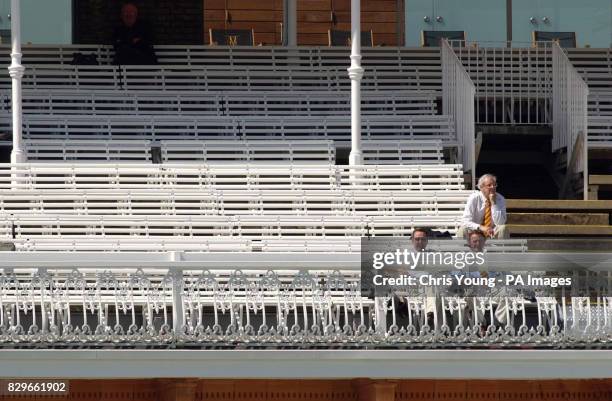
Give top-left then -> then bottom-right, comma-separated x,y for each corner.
112,3 -> 157,65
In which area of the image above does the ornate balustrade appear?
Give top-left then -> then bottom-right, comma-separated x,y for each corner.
0,253 -> 609,348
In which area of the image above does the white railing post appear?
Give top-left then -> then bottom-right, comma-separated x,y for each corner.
441,40 -> 476,188
552,43 -> 589,199
284,0 -> 297,46
170,252 -> 185,334
348,0 -> 363,165
9,0 -> 25,164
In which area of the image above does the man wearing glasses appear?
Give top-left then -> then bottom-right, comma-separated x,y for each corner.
459,174 -> 509,239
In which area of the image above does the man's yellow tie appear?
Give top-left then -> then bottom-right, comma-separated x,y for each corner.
483,199 -> 492,227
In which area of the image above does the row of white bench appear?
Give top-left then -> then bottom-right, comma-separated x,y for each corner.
10,237 -> 527,253
5,44 -> 609,92
2,214 -> 461,238
0,90 -> 439,116
587,117 -> 612,148
0,164 -> 466,191
0,188 -> 470,216
0,64 -> 441,92
3,114 -> 456,143
567,48 -> 612,90
24,139 -> 445,165
0,44 -> 442,68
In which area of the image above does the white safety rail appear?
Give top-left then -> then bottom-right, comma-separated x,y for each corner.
161,140 -> 335,164
362,140 -> 444,165
0,164 -> 466,191
0,189 -> 471,216
10,238 -> 526,253
450,41 -> 553,125
4,90 -> 438,116
0,258 -> 607,347
25,140 -> 152,163
552,43 -> 589,190
10,114 -> 456,144
441,40 -> 476,187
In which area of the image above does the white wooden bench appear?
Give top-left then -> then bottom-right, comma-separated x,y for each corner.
11,237 -> 527,253
587,116 -> 612,148
0,189 -> 471,216
0,44 -> 441,69
25,140 -> 152,162
7,90 -> 437,116
588,92 -> 612,116
568,48 -> 612,90
119,65 -> 440,92
25,138 -> 445,165
10,114 -> 456,144
6,214 -> 461,238
0,164 -> 466,191
0,64 -> 441,92
7,215 -> 372,238
362,140 -> 444,164
0,65 -> 121,90
161,140 -> 336,164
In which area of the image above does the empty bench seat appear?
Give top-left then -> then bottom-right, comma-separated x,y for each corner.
0,164 -> 466,191
7,114 -> 456,143
0,189 -> 471,216
6,90 -> 439,116
25,139 -> 152,162
6,214 -> 460,238
161,140 -> 335,164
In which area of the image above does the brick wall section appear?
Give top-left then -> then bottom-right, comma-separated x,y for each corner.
74,0 -> 203,45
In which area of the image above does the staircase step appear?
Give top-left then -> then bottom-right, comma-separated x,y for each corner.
508,213 -> 609,225
507,199 -> 612,211
508,224 -> 612,236
526,238 -> 612,252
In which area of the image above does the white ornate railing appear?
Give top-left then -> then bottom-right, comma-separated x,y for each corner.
0,261 -> 609,348
441,40 -> 476,187
552,43 -> 589,198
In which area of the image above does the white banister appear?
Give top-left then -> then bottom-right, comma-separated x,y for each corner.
9,0 -> 25,164
348,0 -> 364,165
441,40 -> 476,188
552,42 -> 589,199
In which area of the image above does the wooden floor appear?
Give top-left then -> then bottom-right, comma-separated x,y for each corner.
1,379 -> 610,401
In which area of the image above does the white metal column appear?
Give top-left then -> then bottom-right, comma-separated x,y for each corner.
348,0 -> 363,165
9,0 -> 25,164
284,0 -> 297,46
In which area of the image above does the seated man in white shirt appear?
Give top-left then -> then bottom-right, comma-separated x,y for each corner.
459,173 -> 509,239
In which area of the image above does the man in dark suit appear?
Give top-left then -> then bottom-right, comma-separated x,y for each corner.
113,3 -> 157,65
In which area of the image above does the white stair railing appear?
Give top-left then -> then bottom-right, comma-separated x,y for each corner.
441,39 -> 476,188
552,42 -> 589,199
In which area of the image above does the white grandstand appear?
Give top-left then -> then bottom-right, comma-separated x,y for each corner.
0,2 -> 610,393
